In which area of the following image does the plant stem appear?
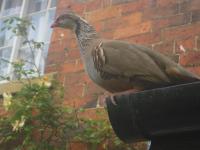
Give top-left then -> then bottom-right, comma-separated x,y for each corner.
26,38 -> 41,78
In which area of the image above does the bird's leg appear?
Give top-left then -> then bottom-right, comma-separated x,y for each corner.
109,89 -> 140,105
97,89 -> 140,107
96,91 -> 111,107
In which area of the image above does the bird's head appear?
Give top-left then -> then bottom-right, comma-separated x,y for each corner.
51,11 -> 87,31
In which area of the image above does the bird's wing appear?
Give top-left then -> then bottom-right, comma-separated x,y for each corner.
91,40 -> 171,84
135,44 -> 200,82
165,67 -> 200,82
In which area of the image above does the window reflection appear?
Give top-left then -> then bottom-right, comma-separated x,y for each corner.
0,47 -> 11,77
0,21 -> 14,47
28,0 -> 48,14
50,0 -> 57,8
18,47 -> 36,71
2,0 -> 22,16
0,0 -> 3,11
38,44 -> 48,74
0,0 -> 56,80
28,12 -> 46,42
45,9 -> 56,42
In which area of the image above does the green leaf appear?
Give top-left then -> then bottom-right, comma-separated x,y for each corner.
31,25 -> 35,31
1,27 -> 6,31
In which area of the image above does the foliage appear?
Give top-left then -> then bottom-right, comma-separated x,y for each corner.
75,110 -> 135,150
0,17 -> 137,150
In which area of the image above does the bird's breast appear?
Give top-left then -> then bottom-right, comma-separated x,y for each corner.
84,57 -> 133,93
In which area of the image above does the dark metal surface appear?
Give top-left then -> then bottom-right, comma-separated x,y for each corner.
150,132 -> 200,150
106,81 -> 200,143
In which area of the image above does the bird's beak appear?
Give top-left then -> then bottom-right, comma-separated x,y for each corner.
51,22 -> 58,28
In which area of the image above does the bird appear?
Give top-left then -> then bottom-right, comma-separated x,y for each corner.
51,11 -> 200,104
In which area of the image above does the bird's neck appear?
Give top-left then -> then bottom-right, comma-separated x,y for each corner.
75,19 -> 99,55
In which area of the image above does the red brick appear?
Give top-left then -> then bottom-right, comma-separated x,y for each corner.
175,36 -> 195,53
100,30 -> 114,39
59,59 -> 84,74
162,22 -> 200,40
70,142 -> 87,150
45,64 -> 59,73
167,54 -> 180,63
85,0 -> 102,12
104,12 -> 142,31
64,72 -> 90,86
64,83 -> 86,99
67,49 -> 81,60
67,38 -> 78,49
121,1 -> 144,14
179,51 -> 200,66
126,31 -> 161,45
63,97 -> 92,108
196,36 -> 200,50
46,51 -> 65,65
152,40 -> 175,55
120,0 -> 156,14
56,73 -> 66,83
157,0 -> 180,7
142,0 -> 157,8
180,0 -> 200,12
85,82 -> 104,98
91,21 -> 104,32
103,18 -> 121,31
63,87 -> 102,107
187,66 -> 200,76
57,0 -> 71,9
152,13 -> 191,31
85,6 -> 121,22
70,3 -> 86,13
48,42 -> 64,53
113,21 -> 152,39
51,28 -> 71,42
49,37 -> 76,54
102,0 -> 112,8
192,10 -> 200,23
112,0 -> 138,5
143,4 -> 179,19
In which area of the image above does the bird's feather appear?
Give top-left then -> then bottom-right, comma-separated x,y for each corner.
91,40 -> 199,89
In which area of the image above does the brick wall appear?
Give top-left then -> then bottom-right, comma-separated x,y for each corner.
46,0 -> 200,107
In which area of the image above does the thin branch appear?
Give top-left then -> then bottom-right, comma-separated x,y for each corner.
25,37 -> 41,78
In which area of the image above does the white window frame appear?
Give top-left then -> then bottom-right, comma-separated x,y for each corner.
0,0 -> 56,83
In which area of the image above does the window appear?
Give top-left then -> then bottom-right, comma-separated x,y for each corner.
0,0 -> 57,81
3,0 -> 22,16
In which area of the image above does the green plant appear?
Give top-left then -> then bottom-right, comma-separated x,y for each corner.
0,17 -> 78,150
0,80 -> 78,150
75,109 -> 135,150
0,17 -> 140,150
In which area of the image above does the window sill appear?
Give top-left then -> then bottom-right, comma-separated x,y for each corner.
0,72 -> 57,95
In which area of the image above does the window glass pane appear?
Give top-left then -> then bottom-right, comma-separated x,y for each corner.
38,44 -> 48,74
28,12 -> 46,42
18,47 -> 37,71
28,0 -> 48,14
0,47 -> 12,78
17,46 -> 46,76
2,0 -> 22,16
50,0 -> 57,8
44,9 -> 56,42
0,20 -> 14,47
0,0 -> 3,11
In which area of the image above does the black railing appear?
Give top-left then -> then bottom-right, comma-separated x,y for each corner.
106,81 -> 200,150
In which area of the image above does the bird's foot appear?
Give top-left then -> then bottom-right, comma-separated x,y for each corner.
97,92 -> 116,107
97,89 -> 139,107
